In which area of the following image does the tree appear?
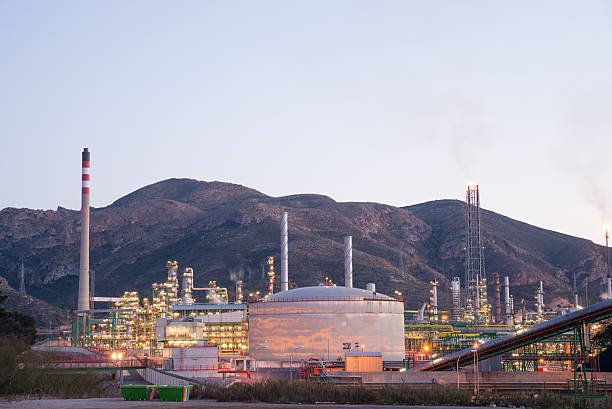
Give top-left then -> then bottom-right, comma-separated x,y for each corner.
0,290 -> 36,346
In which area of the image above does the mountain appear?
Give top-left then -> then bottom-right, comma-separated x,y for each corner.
0,179 -> 608,315
406,200 -> 606,308
0,276 -> 66,326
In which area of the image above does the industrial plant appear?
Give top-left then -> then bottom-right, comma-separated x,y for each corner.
62,148 -> 612,393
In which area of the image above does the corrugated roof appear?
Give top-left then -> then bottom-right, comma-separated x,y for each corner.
346,352 -> 383,357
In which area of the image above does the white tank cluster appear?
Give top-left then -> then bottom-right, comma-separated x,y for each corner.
248,212 -> 406,366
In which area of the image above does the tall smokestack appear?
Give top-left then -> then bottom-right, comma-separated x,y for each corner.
77,148 -> 90,312
280,212 -> 289,292
606,228 -> 611,299
344,236 -> 353,288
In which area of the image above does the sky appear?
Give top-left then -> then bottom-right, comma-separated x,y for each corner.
1,1 -> 611,244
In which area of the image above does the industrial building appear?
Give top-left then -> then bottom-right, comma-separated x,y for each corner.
70,148 -> 612,382
75,180 -> 405,376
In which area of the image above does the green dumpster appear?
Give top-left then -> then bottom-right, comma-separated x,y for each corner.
120,385 -> 151,401
156,385 -> 193,402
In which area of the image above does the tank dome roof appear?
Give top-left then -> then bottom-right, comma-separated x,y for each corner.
264,285 -> 394,302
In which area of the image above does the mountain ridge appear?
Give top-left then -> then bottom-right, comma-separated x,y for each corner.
0,178 -> 608,316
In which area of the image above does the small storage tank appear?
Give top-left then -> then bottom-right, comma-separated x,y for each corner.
249,286 -> 405,366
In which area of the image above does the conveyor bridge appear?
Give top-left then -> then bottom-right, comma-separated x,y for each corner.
415,298 -> 612,371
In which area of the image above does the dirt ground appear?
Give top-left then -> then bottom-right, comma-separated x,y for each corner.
0,399 -> 485,409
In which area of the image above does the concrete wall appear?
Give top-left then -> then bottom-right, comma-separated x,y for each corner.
340,370 -> 612,385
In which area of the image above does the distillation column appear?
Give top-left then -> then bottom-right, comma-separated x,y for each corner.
536,281 -> 545,322
280,212 -> 289,292
344,236 -> 353,288
504,276 -> 513,325
451,277 -> 462,321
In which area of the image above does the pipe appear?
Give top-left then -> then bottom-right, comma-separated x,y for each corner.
77,148 -> 90,312
280,212 -> 289,292
344,236 -> 353,288
417,302 -> 426,322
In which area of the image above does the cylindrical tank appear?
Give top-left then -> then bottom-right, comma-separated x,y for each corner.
366,283 -> 376,292
249,286 -> 404,364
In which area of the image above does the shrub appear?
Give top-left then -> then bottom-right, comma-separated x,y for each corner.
192,379 -> 610,408
0,340 -> 109,398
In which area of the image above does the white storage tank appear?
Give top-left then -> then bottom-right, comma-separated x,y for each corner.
249,286 -> 405,365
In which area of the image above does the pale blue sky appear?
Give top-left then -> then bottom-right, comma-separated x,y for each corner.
1,1 -> 611,243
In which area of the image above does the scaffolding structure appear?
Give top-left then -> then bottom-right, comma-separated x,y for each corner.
83,260 -> 247,356
465,184 -> 490,323
266,256 -> 275,297
428,280 -> 438,321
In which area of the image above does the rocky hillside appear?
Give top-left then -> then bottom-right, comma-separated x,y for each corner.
0,276 -> 66,326
0,179 -> 608,315
406,200 -> 607,308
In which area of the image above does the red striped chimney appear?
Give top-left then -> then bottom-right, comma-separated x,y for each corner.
82,148 -> 90,194
78,148 -> 90,312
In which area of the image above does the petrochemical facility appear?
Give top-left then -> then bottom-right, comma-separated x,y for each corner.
67,148 -> 612,389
